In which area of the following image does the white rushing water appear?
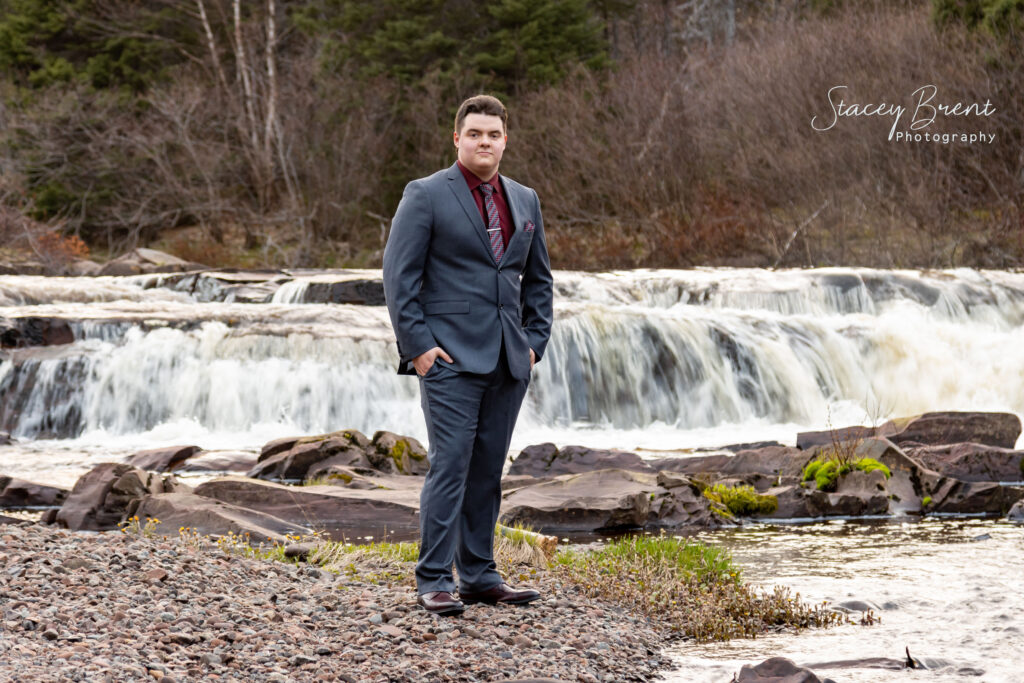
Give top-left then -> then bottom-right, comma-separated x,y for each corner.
3,268 -> 1024,463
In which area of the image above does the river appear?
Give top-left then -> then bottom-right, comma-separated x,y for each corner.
2,267 -> 1023,680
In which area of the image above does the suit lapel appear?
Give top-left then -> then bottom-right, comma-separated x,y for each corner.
499,179 -> 527,266
446,164 -> 493,260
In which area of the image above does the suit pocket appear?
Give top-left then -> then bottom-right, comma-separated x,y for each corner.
424,300 -> 470,315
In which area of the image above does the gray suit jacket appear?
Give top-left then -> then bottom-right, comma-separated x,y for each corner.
382,163 -> 553,381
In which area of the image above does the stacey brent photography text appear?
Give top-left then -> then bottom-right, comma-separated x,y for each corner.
811,84 -> 996,143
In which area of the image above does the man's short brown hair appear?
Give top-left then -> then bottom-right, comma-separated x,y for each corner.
454,95 -> 508,134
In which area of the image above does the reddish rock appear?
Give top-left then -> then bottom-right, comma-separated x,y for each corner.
798,412 -> 1022,451
508,443 -> 653,477
0,317 -> 74,349
905,443 -> 1024,483
1007,500 -> 1024,522
735,657 -> 826,683
176,451 -> 257,473
250,430 -> 376,481
145,568 -> 169,582
0,476 -> 68,508
880,412 -> 1021,449
249,437 -> 373,482
194,477 -> 421,529
55,463 -> 186,531
369,431 -> 429,475
125,445 -> 203,472
928,480 -> 1023,515
126,491 -> 310,544
500,468 -> 730,532
97,248 -> 205,276
258,436 -> 302,463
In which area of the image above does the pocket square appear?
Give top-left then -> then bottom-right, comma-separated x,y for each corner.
524,220 -> 535,233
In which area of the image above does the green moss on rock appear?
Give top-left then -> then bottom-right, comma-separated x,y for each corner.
703,484 -> 778,517
801,456 -> 891,492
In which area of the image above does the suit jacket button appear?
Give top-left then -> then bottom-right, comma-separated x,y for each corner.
499,304 -> 504,310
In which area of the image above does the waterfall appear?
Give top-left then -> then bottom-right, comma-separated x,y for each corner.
2,268 -> 1024,450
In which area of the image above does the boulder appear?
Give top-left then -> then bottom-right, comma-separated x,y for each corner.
55,463 -> 187,531
176,450 -> 258,473
258,435 -> 302,463
760,439 -> 934,517
650,473 -> 734,528
125,492 -> 310,544
97,248 -> 206,276
1007,500 -> 1024,523
797,412 -> 1022,451
845,438 -> 933,513
65,259 -> 101,276
0,431 -> 11,445
369,431 -> 429,475
248,430 -> 374,482
760,478 -> 886,520
500,468 -> 730,532
928,480 -> 1024,515
0,260 -> 44,275
125,445 -> 203,472
0,317 -> 74,348
648,453 -> 731,474
305,279 -> 386,305
194,477 -> 421,529
796,426 -> 877,451
652,446 -> 810,480
825,470 -> 891,516
302,466 -> 383,489
0,476 -> 68,508
905,443 -> 1024,482
759,485 -> 832,519
735,657 -> 829,683
500,474 -> 554,492
501,469 -> 658,531
508,443 -> 653,477
880,412 -> 1021,449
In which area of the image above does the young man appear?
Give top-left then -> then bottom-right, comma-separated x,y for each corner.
383,95 -> 553,615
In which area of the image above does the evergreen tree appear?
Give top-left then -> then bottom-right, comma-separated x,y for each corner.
0,0 -> 192,91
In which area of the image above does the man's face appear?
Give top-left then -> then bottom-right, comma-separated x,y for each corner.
454,113 -> 507,180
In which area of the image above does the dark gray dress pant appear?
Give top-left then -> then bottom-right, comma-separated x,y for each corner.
415,348 -> 529,594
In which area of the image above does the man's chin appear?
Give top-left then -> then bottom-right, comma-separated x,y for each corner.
465,161 -> 498,177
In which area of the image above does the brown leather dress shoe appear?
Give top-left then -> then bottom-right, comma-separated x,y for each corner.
417,591 -> 465,616
459,583 -> 541,605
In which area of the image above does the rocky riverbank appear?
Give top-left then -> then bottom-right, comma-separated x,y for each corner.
2,412 -> 1023,541
0,522 -> 671,682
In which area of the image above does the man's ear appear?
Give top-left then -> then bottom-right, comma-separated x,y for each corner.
453,130 -> 459,148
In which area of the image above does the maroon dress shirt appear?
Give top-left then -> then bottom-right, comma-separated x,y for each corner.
457,160 -> 514,249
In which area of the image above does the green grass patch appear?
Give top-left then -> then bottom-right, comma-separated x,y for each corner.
703,484 -> 778,517
554,534 -> 842,641
802,457 -> 891,492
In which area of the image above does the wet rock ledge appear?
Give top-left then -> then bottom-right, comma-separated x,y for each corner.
2,412 -> 1020,542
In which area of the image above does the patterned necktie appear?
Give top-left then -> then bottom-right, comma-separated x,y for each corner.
479,182 -> 505,262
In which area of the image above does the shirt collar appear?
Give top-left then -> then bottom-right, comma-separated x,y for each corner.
456,159 -> 501,196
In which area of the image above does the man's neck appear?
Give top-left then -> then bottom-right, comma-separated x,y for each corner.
457,159 -> 498,184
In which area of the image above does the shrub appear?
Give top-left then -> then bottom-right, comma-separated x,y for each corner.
554,534 -> 843,641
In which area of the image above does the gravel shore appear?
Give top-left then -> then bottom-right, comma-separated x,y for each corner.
0,523 -> 672,682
